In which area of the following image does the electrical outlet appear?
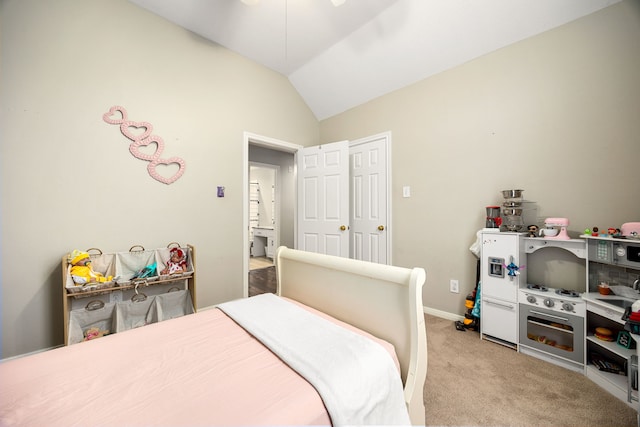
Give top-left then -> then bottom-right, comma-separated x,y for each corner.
450,279 -> 459,293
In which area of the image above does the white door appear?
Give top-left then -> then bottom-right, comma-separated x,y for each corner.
297,141 -> 350,257
349,134 -> 389,264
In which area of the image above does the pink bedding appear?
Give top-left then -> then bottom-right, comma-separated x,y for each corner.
0,298 -> 399,426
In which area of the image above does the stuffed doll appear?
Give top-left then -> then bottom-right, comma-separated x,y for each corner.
83,327 -> 109,341
69,249 -> 113,285
161,247 -> 188,275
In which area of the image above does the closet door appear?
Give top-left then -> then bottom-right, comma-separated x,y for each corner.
349,134 -> 389,264
297,141 -> 349,257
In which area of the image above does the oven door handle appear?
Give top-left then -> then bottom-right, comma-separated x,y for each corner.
529,310 -> 569,323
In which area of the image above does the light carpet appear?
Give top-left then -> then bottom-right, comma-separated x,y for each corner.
424,314 -> 637,426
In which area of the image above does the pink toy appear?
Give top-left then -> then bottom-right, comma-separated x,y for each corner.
162,247 -> 188,275
540,217 -> 570,240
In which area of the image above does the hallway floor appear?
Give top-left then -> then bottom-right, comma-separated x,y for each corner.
249,256 -> 273,271
248,265 -> 276,296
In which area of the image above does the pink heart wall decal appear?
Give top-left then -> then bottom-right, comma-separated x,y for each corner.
120,120 -> 153,141
129,135 -> 165,161
147,157 -> 186,185
102,106 -> 128,124
103,105 -> 186,185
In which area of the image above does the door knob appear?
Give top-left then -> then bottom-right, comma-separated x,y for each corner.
378,225 -> 385,231
340,225 -> 347,231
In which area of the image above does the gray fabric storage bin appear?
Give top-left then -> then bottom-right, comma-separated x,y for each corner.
65,251 -> 117,295
148,290 -> 194,322
115,295 -> 156,333
156,246 -> 194,279
68,301 -> 116,345
115,247 -> 158,285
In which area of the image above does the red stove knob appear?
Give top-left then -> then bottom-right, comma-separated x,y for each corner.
544,298 -> 554,308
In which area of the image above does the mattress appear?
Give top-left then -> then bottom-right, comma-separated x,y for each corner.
0,298 -> 400,426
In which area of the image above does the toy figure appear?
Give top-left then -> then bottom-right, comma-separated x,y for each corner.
527,224 -> 539,238
161,247 -> 188,275
131,262 -> 157,279
69,249 -> 113,285
84,327 -> 109,341
592,227 -> 599,237
505,261 -> 525,277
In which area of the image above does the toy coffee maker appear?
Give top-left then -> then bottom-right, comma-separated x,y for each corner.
539,217 -> 570,240
486,206 -> 501,228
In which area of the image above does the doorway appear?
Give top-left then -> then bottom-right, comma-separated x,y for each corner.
242,132 -> 392,297
249,162 -> 278,267
243,132 -> 300,298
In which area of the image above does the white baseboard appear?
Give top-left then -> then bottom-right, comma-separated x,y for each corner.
1,345 -> 63,363
423,306 -> 464,322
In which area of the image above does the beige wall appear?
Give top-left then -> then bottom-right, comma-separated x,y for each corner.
0,0 -> 319,357
320,1 -> 640,315
2,0 -> 639,358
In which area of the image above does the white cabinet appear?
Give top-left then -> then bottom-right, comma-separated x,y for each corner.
480,230 -> 526,348
582,236 -> 640,410
482,296 -> 518,343
266,234 -> 275,258
584,296 -> 638,408
252,227 -> 276,259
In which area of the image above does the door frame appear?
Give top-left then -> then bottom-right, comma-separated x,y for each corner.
249,161 -> 280,255
243,132 -> 302,298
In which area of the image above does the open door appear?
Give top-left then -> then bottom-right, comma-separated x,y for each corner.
349,133 -> 389,264
297,141 -> 349,257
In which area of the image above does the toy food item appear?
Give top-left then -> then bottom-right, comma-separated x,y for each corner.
556,344 -> 573,351
594,327 -> 614,341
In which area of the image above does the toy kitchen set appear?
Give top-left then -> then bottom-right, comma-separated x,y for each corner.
479,189 -> 640,411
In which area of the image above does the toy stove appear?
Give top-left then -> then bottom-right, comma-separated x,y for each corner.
518,283 -> 585,371
519,283 -> 585,316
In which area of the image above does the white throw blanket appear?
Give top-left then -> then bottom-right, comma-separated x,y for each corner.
218,293 -> 411,426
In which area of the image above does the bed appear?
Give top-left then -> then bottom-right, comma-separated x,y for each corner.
0,246 -> 427,426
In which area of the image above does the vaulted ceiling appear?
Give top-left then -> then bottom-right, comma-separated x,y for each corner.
128,0 -> 621,120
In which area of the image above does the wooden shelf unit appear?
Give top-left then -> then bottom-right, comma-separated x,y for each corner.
62,244 -> 196,345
